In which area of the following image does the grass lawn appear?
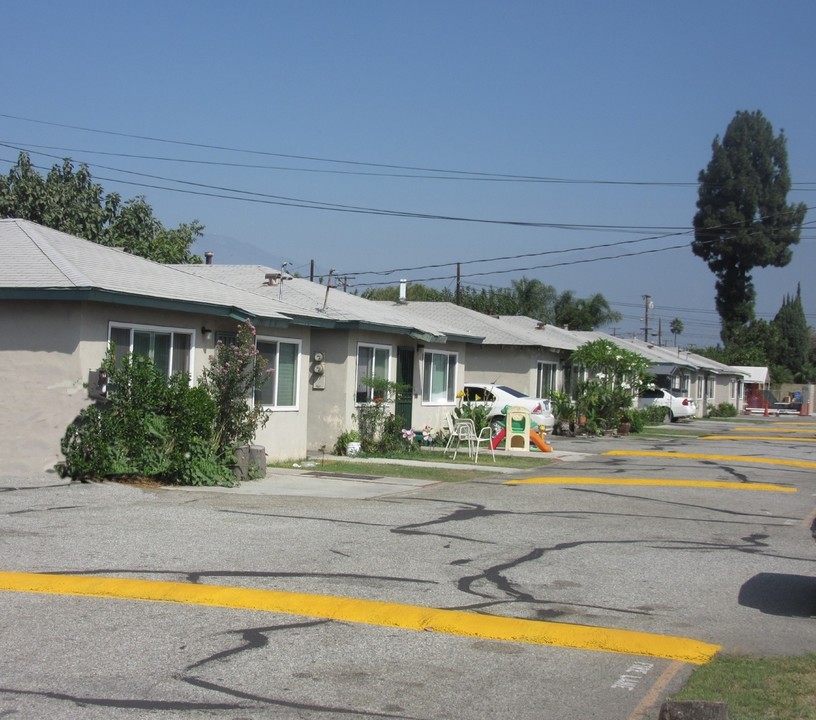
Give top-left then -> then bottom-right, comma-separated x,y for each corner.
671,654 -> 816,720
269,449 -> 554,482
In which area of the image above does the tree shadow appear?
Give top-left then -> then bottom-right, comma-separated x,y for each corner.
738,572 -> 816,617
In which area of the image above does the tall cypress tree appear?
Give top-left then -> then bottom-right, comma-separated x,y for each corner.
771,284 -> 809,381
692,110 -> 807,344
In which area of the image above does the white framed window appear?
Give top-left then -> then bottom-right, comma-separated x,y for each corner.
707,377 -> 715,400
356,343 -> 391,403
422,350 -> 457,404
256,337 -> 300,408
681,374 -> 691,394
696,374 -> 704,400
109,323 -> 193,378
536,362 -> 557,398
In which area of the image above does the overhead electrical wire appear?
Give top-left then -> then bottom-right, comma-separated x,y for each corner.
2,113 -> 813,188
1,117 -> 812,325
0,143 -> 700,231
0,112 -> 703,185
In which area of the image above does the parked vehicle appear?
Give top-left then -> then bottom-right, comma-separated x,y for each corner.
636,387 -> 697,421
462,383 -> 555,431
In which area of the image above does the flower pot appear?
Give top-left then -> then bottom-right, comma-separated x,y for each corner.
346,441 -> 362,457
617,421 -> 631,436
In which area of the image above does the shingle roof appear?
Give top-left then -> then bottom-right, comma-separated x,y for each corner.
0,219 -> 290,323
375,302 -> 582,349
173,265 -> 476,342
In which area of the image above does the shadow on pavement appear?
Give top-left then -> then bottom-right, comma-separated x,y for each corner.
738,572 -> 816,617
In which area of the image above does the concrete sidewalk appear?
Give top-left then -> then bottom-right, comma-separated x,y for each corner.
173,448 -> 589,499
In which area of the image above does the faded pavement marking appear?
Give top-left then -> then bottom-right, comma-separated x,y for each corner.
603,449 -> 816,470
505,477 -> 795,492
0,571 -> 719,664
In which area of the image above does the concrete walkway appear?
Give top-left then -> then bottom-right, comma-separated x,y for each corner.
173,448 -> 589,499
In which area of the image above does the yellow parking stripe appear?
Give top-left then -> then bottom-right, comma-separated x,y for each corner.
505,477 -> 794,492
731,426 -> 815,433
603,450 -> 816,469
0,571 -> 719,664
702,434 -> 816,442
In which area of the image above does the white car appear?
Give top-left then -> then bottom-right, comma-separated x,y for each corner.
636,387 -> 697,422
462,383 -> 555,431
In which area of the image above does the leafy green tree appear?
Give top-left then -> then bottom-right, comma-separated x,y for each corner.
555,291 -> 622,330
669,318 -> 684,346
362,283 -> 452,302
570,339 -> 651,432
509,277 -> 557,321
363,277 -> 617,329
691,319 -> 781,369
692,110 -> 807,344
0,152 -> 203,263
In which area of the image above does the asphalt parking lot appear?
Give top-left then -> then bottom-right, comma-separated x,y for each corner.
1,417 -> 815,719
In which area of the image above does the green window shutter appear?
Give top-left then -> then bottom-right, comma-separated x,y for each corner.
446,353 -> 457,402
276,342 -> 297,406
256,341 -> 278,406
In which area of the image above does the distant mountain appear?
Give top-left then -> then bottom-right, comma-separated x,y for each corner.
191,234 -> 281,267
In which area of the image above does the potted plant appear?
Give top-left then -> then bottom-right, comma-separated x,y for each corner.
333,429 -> 361,456
550,391 -> 575,436
617,413 -> 632,436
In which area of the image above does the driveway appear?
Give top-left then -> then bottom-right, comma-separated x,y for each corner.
1,417 -> 815,719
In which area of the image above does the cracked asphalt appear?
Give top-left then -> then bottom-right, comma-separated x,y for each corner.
1,418 -> 815,719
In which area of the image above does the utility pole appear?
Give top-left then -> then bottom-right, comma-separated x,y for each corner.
642,294 -> 653,342
455,262 -> 461,305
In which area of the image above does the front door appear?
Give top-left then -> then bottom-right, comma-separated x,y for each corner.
395,346 -> 415,428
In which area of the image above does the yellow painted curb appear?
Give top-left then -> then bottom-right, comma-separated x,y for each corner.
0,571 -> 720,664
702,435 -> 816,443
505,477 -> 795,492
603,450 -> 816,469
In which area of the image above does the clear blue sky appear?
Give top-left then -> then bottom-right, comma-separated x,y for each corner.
3,1 -> 814,347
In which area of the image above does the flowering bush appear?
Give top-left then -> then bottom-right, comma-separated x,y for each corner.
59,320 -> 272,486
570,339 -> 651,433
200,321 -> 270,458
354,375 -> 409,452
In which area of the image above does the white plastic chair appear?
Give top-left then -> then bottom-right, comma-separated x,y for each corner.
444,414 -> 465,454
450,418 -> 477,460
473,425 -> 495,463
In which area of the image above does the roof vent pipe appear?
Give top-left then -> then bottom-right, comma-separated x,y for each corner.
399,279 -> 407,303
204,251 -> 214,265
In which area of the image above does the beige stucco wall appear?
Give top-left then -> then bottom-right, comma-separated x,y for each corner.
465,345 -> 562,397
0,300 -> 311,474
0,301 -> 90,475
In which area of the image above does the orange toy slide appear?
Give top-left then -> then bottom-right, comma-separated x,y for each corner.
529,429 -> 552,452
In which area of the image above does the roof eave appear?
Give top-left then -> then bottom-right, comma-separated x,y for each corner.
0,287 -> 292,327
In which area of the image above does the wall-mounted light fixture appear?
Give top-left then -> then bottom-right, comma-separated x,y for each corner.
201,326 -> 213,340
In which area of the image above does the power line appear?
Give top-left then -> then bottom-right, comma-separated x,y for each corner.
3,113 -> 814,188
0,144 -> 709,231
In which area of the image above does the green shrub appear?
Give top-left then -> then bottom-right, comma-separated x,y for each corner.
638,405 -> 670,425
59,352 -> 233,485
333,429 -> 361,456
707,402 -> 738,418
59,320 -> 271,486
